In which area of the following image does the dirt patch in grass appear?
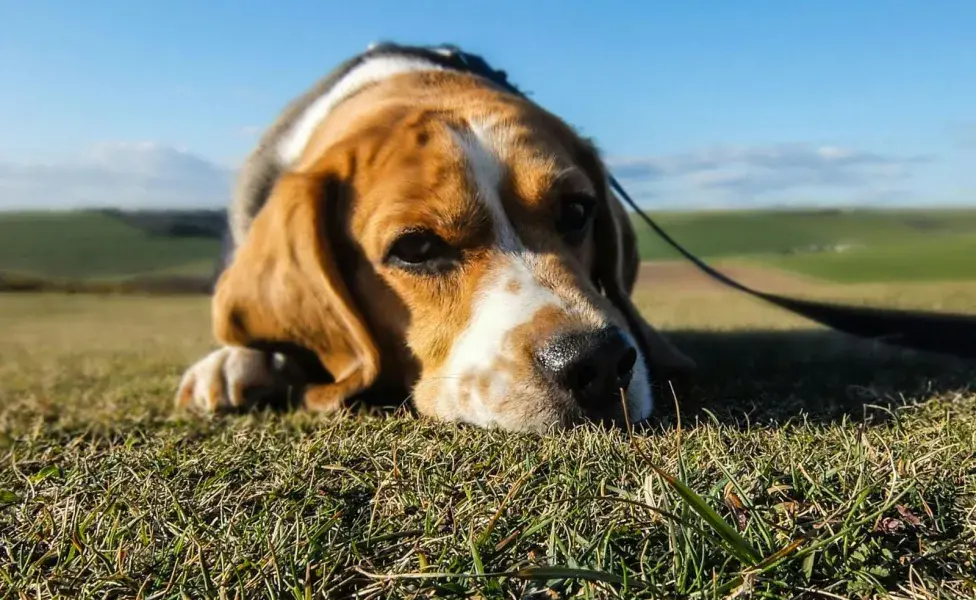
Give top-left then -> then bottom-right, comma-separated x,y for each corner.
636,259 -> 825,293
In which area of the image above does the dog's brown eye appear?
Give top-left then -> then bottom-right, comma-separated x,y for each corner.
556,194 -> 596,244
385,230 -> 459,273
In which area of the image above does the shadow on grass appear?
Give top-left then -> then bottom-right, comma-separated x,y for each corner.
651,327 -> 976,428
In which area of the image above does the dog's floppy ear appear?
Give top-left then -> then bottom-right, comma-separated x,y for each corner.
580,145 -> 697,386
211,167 -> 380,412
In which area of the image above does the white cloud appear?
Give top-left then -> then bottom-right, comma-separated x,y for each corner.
0,142 -> 234,211
607,143 -> 929,181
605,143 -> 933,208
0,139 -> 948,212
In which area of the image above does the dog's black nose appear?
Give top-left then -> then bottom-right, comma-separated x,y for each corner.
536,326 -> 638,410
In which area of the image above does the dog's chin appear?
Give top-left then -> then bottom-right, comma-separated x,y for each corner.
426,384 -> 655,435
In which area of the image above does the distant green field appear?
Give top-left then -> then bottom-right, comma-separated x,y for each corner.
1,207 -> 975,284
632,207 -> 976,283
0,211 -> 221,280
752,235 -> 976,283
633,207 -> 976,259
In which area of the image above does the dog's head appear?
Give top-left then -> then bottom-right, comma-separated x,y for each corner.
213,70 -> 693,432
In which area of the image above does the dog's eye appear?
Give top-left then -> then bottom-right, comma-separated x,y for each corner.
556,194 -> 596,244
385,230 -> 459,273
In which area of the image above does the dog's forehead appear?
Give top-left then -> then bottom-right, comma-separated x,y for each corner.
359,110 -> 594,240
449,113 -> 597,205
304,72 -> 596,198
289,70 -> 602,262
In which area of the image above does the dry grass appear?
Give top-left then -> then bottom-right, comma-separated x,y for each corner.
1,278 -> 975,598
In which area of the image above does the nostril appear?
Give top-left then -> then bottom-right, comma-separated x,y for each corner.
617,347 -> 637,380
571,363 -> 599,392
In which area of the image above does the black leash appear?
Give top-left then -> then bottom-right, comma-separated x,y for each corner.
413,43 -> 976,360
612,178 -> 976,359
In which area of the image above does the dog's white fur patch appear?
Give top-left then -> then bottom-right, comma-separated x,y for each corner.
623,330 -> 654,422
277,55 -> 445,165
438,119 -> 654,427
434,121 -> 559,426
450,118 -> 520,250
437,260 -> 565,427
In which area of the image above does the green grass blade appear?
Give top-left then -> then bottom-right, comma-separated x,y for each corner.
0,490 -> 21,505
513,566 -> 652,591
647,463 -> 762,566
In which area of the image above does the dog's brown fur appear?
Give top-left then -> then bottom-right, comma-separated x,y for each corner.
177,64 -> 694,432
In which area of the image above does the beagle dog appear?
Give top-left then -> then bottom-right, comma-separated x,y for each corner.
175,42 -> 694,432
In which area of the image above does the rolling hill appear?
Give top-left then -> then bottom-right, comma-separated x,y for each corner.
0,210 -> 223,280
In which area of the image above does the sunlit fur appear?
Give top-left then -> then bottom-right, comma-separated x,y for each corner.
177,58 -> 696,432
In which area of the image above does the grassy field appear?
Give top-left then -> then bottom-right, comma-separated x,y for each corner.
3,207 -> 976,285
632,208 -> 976,260
1,273 -> 975,598
633,208 -> 976,284
748,235 -> 976,284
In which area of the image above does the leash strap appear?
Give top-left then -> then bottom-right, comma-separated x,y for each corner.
419,44 -> 976,359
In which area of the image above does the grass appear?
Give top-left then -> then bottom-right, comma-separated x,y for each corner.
1,276 -> 975,598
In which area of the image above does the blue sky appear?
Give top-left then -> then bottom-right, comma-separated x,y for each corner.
1,0 -> 974,210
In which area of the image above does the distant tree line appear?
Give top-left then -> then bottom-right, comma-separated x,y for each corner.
97,208 -> 226,239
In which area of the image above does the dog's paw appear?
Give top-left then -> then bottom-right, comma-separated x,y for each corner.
175,347 -> 287,414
